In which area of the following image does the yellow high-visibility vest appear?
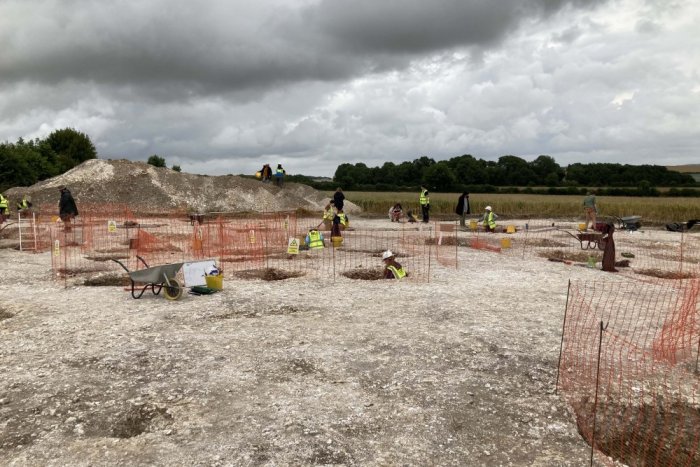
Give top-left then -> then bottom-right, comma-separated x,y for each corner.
483,211 -> 496,228
419,189 -> 429,206
387,264 -> 406,280
307,230 -> 324,249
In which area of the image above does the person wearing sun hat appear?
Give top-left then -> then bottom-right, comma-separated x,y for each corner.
382,250 -> 406,280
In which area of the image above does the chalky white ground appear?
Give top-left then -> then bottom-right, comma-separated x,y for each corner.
1,217 -> 641,466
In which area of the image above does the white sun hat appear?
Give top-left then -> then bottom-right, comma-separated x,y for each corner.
485,206 -> 492,211
382,250 -> 394,260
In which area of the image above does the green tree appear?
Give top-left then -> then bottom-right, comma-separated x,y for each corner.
333,163 -> 357,188
44,128 -> 97,172
0,145 -> 37,191
172,165 -> 182,172
530,155 -> 564,185
423,162 -> 455,191
495,155 -> 535,185
147,155 -> 166,168
448,154 -> 487,185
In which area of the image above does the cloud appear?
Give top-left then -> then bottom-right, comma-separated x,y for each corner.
1,0 -> 699,177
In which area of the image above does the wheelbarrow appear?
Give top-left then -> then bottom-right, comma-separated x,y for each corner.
614,215 -> 642,231
559,227 -> 607,251
113,256 -> 184,300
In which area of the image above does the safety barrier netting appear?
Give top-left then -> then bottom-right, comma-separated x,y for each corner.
493,220 -> 699,281
558,278 -> 700,466
47,211 -> 433,283
438,218 -> 700,283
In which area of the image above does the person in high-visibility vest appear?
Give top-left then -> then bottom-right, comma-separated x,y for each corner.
274,164 -> 286,187
320,202 -> 335,229
419,185 -> 430,223
337,210 -> 349,229
382,250 -> 406,280
304,228 -> 325,249
331,210 -> 349,237
0,193 -> 8,223
16,195 -> 32,212
482,206 -> 498,232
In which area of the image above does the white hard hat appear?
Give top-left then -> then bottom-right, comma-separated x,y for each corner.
485,206 -> 492,211
382,250 -> 394,260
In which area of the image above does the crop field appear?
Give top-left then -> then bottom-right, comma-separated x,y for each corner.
331,191 -> 700,224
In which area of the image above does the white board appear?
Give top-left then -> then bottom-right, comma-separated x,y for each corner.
182,259 -> 217,287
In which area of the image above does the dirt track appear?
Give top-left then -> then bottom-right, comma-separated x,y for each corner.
0,218 -> 607,466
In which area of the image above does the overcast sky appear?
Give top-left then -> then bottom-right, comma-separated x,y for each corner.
1,0 -> 698,177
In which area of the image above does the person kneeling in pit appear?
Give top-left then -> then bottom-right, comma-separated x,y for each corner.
305,228 -> 325,249
382,250 -> 406,280
482,205 -> 498,233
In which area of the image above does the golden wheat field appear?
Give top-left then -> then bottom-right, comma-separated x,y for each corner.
329,191 -> 700,224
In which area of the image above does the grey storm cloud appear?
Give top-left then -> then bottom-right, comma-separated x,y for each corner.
1,0 -> 603,93
1,0 -> 699,177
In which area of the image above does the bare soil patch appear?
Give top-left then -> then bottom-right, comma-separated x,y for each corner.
341,268 -> 385,280
229,268 -> 305,281
634,268 -> 696,280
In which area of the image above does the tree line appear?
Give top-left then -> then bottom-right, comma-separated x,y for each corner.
2,129 -> 697,197
324,155 -> 698,195
0,129 -> 187,191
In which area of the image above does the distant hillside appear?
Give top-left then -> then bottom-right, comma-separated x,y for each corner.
667,165 -> 700,183
667,165 -> 700,173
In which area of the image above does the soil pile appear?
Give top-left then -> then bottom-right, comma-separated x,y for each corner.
4,159 -> 357,215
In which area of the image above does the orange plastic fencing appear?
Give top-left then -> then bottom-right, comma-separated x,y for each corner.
517,220 -> 700,281
47,211 -> 433,283
558,279 -> 700,466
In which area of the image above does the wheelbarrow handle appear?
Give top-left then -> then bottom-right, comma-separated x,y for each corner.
136,255 -> 149,268
111,258 -> 129,273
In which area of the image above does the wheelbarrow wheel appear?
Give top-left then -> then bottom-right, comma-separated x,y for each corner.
163,278 -> 183,300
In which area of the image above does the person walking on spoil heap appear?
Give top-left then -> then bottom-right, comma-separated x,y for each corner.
583,191 -> 597,231
261,164 -> 272,182
0,193 -> 9,224
419,185 -> 430,223
16,194 -> 32,213
455,192 -> 471,228
333,187 -> 345,212
305,228 -> 325,249
482,206 -> 497,233
382,250 -> 406,280
58,186 -> 79,232
274,164 -> 286,186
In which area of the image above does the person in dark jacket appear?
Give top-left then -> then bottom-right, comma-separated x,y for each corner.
455,192 -> 471,227
333,188 -> 345,212
58,186 -> 79,232
601,222 -> 617,272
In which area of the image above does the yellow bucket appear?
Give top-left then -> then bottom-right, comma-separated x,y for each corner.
255,171 -> 262,179
506,225 -> 516,234
205,275 -> 223,291
469,219 -> 478,231
578,223 -> 587,231
500,238 -> 512,249
331,236 -> 344,248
